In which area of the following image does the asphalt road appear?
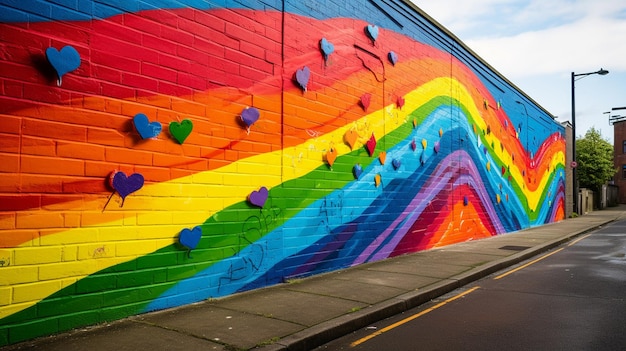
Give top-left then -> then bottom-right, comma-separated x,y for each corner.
315,220 -> 626,351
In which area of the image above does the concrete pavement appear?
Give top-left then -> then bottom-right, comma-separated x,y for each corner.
4,206 -> 626,351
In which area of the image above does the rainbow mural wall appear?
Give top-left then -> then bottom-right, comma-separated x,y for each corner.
0,0 -> 565,345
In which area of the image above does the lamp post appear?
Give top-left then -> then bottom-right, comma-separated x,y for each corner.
571,68 -> 609,215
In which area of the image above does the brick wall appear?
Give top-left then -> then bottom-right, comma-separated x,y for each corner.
0,0 -> 565,345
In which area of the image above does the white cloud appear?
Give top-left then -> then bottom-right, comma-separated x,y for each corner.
411,0 -> 626,143
412,0 -> 626,78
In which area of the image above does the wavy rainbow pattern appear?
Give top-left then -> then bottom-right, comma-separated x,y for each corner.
0,1 -> 565,344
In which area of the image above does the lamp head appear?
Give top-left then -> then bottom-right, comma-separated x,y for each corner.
598,68 -> 609,75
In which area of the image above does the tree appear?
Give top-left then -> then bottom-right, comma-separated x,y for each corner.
576,127 -> 616,191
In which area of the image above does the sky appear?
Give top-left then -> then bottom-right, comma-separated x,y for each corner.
412,0 -> 626,144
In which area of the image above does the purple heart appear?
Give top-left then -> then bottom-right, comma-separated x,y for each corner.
45,45 -> 81,83
133,113 -> 162,139
179,226 -> 202,250
434,141 -> 440,153
463,196 -> 469,206
388,51 -> 398,65
249,186 -> 268,208
411,139 -> 417,151
112,172 -> 144,200
241,107 -> 260,127
365,24 -> 379,42
320,38 -> 334,58
295,66 -> 310,91
392,159 -> 401,170
353,164 -> 363,179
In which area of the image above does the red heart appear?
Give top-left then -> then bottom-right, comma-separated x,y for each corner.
396,96 -> 405,109
366,133 -> 377,156
360,93 -> 371,111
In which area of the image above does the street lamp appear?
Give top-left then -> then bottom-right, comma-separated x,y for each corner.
571,68 -> 609,215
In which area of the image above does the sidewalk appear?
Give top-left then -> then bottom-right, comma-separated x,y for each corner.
5,206 -> 626,351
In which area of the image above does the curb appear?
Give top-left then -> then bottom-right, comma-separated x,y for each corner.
262,220 -> 614,351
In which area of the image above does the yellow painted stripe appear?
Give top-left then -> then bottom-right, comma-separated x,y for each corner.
350,286 -> 480,347
493,248 -> 564,280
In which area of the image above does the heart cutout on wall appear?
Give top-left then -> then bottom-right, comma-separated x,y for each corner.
378,151 -> 386,165
111,171 -> 144,203
326,147 -> 337,167
295,66 -> 310,91
392,159 -> 401,170
421,139 -> 427,150
396,96 -> 405,109
344,129 -> 358,149
365,24 -> 379,42
249,186 -> 269,208
434,141 -> 440,153
353,164 -> 363,179
179,226 -> 202,251
411,139 -> 416,151
388,51 -> 398,66
319,38 -> 334,60
241,107 -> 260,128
360,93 -> 371,111
45,45 -> 81,85
366,133 -> 376,156
133,113 -> 162,139
169,119 -> 193,144
374,174 -> 381,187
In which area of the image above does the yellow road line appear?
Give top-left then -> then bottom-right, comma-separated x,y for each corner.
350,286 -> 480,347
494,248 -> 564,280
494,232 -> 593,281
567,233 -> 592,247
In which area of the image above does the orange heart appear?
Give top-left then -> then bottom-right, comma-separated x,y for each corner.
378,151 -> 386,165
375,174 -> 381,187
326,147 -> 337,167
344,129 -> 358,149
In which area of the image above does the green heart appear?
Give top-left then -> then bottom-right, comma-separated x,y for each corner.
169,119 -> 193,144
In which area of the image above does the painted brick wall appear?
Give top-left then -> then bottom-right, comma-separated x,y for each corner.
0,0 -> 566,345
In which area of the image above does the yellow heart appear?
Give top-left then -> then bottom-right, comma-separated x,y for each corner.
375,174 -> 381,187
421,139 -> 427,149
378,151 -> 386,165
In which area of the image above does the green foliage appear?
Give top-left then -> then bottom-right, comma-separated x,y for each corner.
576,127 -> 616,191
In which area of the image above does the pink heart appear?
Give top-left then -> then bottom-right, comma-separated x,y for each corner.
360,93 -> 371,111
366,133 -> 376,156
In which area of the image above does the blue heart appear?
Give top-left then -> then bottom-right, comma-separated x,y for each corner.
133,113 -> 162,139
320,38 -> 335,58
365,25 -> 379,42
392,159 -> 401,170
388,51 -> 398,65
353,164 -> 363,179
112,172 -> 144,200
46,46 -> 81,82
463,196 -> 469,206
179,226 -> 202,250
